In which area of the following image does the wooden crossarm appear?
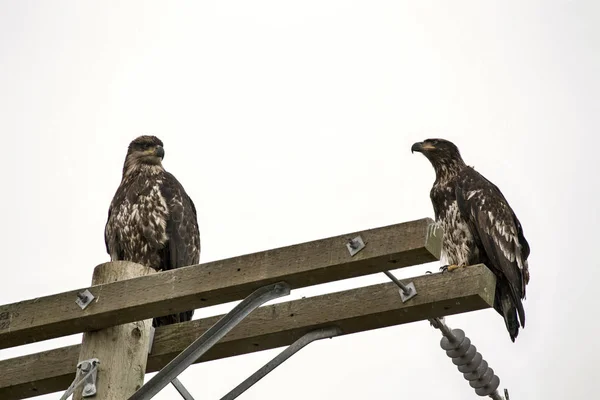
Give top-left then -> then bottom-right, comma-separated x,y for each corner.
0,265 -> 495,400
0,218 -> 440,350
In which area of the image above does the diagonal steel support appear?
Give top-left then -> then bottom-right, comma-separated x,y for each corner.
171,378 -> 195,400
220,326 -> 342,400
129,282 -> 291,400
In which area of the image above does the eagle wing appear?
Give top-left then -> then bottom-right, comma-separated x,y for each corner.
104,209 -> 112,255
162,172 -> 201,271
455,167 -> 529,321
104,186 -> 126,261
152,171 -> 200,326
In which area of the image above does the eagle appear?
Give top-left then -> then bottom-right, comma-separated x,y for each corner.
411,138 -> 530,341
105,135 -> 200,327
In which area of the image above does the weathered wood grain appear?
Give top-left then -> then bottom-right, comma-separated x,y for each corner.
0,218 -> 440,350
73,262 -> 154,400
0,264 -> 495,400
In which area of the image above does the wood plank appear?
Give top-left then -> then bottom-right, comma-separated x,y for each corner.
0,218 -> 440,350
0,264 -> 495,400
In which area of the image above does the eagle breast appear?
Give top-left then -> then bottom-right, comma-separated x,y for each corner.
107,167 -> 170,270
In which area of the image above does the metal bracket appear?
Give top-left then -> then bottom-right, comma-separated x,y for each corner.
76,289 -> 95,310
398,281 -> 417,302
346,235 -> 365,256
221,326 -> 342,400
129,282 -> 291,400
382,271 -> 417,302
78,358 -> 100,397
59,358 -> 100,400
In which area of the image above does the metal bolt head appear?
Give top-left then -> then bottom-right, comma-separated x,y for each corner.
83,383 -> 94,394
346,235 -> 365,256
75,289 -> 95,310
399,282 -> 417,302
79,361 -> 91,373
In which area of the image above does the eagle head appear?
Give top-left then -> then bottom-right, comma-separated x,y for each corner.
123,135 -> 165,176
411,138 -> 465,175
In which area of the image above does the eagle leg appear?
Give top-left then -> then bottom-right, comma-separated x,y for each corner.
439,264 -> 466,273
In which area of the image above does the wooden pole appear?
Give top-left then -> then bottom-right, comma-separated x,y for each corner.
73,261 -> 154,400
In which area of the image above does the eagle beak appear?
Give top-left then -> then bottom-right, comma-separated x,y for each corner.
411,142 -> 424,154
155,146 -> 165,159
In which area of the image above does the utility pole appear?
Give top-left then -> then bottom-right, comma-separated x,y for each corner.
73,261 -> 154,400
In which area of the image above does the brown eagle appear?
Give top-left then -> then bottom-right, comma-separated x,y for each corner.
412,138 -> 530,341
105,135 -> 200,327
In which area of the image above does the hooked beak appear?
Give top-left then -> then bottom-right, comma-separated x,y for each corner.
411,142 -> 423,154
155,145 -> 165,159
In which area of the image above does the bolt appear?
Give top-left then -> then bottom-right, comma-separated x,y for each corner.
79,361 -> 91,373
348,238 -> 358,250
83,383 -> 94,395
77,292 -> 88,303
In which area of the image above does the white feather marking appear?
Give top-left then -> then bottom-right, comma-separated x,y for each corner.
109,175 -> 170,270
466,189 -> 482,200
439,201 -> 476,267
514,241 -> 525,270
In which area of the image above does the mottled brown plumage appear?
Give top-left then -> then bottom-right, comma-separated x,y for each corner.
105,136 -> 200,327
412,138 -> 530,341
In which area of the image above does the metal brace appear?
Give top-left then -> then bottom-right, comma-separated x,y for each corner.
346,235 -> 365,257
76,289 -> 95,310
171,377 -> 195,400
78,358 -> 100,397
221,326 -> 342,400
129,282 -> 291,400
349,237 -> 415,302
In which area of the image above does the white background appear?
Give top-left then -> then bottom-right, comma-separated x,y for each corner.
1,1 -> 599,399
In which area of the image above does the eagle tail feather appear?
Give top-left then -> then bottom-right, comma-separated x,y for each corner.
507,275 -> 526,329
180,310 -> 194,322
152,309 -> 194,328
500,296 -> 519,342
515,294 -> 525,329
494,285 -> 525,342
497,284 -> 523,342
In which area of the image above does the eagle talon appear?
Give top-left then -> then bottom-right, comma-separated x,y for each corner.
440,264 -> 463,273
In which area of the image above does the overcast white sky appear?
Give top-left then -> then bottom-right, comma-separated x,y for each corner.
1,1 -> 599,399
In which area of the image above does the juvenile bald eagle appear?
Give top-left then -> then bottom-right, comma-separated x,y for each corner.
412,139 -> 530,341
105,135 -> 200,327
